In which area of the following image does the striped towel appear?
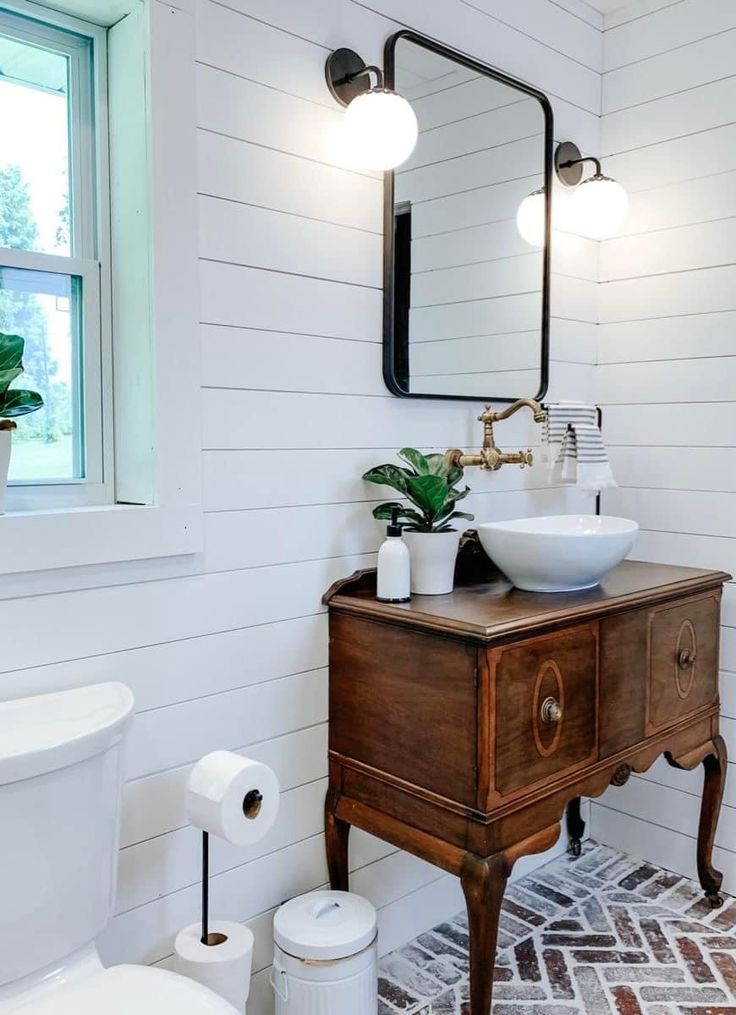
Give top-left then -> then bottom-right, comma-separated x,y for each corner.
543,402 -> 617,492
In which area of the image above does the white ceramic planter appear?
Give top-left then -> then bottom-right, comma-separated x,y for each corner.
0,429 -> 11,515
402,529 -> 461,595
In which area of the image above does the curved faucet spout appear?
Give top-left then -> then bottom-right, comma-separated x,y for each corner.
485,398 -> 546,425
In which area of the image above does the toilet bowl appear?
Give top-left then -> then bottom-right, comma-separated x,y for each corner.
0,683 -> 239,1015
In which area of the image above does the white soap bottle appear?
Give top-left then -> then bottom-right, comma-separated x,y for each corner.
376,507 -> 411,603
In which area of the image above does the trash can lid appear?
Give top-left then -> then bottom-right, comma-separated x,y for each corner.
274,891 -> 377,961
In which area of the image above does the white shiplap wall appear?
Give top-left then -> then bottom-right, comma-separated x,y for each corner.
0,2 -> 602,1012
591,0 -> 736,889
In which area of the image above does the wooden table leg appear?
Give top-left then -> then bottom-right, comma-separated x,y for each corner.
697,735 -> 728,908
325,786 -> 351,891
566,797 -> 585,857
460,852 -> 510,1015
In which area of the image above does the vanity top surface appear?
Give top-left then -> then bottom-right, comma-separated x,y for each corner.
325,559 -> 731,643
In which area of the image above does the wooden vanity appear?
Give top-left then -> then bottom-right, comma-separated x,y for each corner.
323,558 -> 730,1015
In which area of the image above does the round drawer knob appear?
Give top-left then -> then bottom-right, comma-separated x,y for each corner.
678,648 -> 696,669
541,696 -> 563,725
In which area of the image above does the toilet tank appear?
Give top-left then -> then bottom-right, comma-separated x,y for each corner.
0,683 -> 135,987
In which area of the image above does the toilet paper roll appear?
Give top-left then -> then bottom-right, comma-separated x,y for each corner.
186,751 -> 280,845
175,920 -> 254,1012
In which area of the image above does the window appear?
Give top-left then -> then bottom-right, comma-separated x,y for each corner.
0,4 -> 110,509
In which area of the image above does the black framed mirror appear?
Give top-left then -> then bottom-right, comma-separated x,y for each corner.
383,30 -> 553,402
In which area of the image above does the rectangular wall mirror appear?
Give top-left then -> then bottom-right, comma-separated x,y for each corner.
383,30 -> 553,402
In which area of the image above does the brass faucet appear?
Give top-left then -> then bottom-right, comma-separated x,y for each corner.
445,398 -> 547,472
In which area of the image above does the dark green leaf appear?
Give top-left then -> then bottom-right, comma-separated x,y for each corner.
446,510 -> 475,522
397,448 -> 430,474
423,453 -> 462,485
405,474 -> 450,519
0,389 -> 44,418
0,333 -> 24,374
362,464 -> 412,494
372,503 -> 425,527
0,367 -> 22,396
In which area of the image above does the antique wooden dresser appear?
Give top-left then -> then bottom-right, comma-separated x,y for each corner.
323,557 -> 730,1015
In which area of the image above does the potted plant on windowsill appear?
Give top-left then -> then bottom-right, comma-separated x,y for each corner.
0,332 -> 44,514
363,448 -> 474,595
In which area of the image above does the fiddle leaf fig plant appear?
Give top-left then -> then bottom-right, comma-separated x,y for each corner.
363,448 -> 474,533
0,332 -> 43,431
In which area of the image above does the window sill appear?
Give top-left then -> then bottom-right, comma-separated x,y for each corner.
0,503 -> 203,576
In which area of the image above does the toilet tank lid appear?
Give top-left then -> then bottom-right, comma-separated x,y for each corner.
0,682 -> 135,786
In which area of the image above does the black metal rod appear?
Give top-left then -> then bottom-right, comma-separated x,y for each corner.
559,154 -> 603,178
201,830 -> 209,945
340,63 -> 384,89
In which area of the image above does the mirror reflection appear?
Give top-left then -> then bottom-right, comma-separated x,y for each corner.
386,35 -> 551,401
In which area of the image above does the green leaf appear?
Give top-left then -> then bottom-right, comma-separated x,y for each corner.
362,464 -> 412,494
405,474 -> 450,519
446,510 -> 475,522
0,367 -> 22,397
0,389 -> 44,418
397,448 -> 430,474
372,503 -> 426,527
423,453 -> 462,485
0,333 -> 24,374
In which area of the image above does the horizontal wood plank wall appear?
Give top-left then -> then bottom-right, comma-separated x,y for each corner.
0,2 -> 601,1011
593,0 -> 736,888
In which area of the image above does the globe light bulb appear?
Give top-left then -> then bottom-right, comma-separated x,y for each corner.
341,88 -> 418,171
516,188 -> 546,247
569,175 -> 628,240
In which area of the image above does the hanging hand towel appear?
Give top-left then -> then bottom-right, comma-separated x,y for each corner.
543,402 -> 617,492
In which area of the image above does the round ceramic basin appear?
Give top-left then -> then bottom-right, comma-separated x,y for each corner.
476,514 -> 639,593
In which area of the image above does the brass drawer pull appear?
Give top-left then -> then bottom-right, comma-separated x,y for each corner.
540,696 -> 563,725
678,649 -> 696,669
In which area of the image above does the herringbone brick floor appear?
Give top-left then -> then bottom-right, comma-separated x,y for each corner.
378,841 -> 736,1014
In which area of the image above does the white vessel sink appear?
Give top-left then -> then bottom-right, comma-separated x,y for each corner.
476,514 -> 639,593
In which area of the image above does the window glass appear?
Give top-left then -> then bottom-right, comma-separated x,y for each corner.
0,266 -> 82,480
0,32 -> 71,256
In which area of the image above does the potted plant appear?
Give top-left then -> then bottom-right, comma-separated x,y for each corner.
0,332 -> 43,513
363,448 -> 474,595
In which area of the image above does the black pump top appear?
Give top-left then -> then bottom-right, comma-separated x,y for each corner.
387,506 -> 403,537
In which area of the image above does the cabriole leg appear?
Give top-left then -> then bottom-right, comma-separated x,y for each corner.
460,852 -> 510,1015
325,786 -> 351,891
566,797 -> 585,857
697,735 -> 728,908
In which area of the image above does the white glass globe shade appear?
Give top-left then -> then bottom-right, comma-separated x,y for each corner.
341,89 -> 418,171
570,176 -> 628,240
516,189 -> 546,247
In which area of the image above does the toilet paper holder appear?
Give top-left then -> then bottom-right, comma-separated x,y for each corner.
200,788 -> 264,945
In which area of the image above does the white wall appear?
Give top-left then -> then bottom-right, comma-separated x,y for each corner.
0,0 -> 601,1009
591,0 -> 736,889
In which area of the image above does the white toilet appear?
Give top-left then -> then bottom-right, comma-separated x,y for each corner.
0,683 -> 238,1014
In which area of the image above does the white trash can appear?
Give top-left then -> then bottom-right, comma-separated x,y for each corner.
271,891 -> 377,1015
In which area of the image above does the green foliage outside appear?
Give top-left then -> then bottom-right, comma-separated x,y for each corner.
363,448 -> 474,533
0,165 -> 73,462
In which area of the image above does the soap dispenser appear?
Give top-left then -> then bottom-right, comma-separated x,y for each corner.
376,507 -> 411,603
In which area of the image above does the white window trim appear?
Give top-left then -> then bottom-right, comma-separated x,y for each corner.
0,4 -> 114,509
0,0 -> 203,576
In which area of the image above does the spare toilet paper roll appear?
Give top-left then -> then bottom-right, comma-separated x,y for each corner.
187,751 -> 280,845
175,920 -> 254,1011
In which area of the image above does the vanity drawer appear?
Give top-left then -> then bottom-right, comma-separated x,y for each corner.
489,623 -> 598,799
646,592 -> 720,734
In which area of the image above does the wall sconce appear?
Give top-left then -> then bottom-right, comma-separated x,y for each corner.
325,48 -> 418,171
555,141 -> 628,240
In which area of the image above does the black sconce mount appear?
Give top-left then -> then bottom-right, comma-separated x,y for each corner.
325,48 -> 384,106
555,141 -> 605,187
